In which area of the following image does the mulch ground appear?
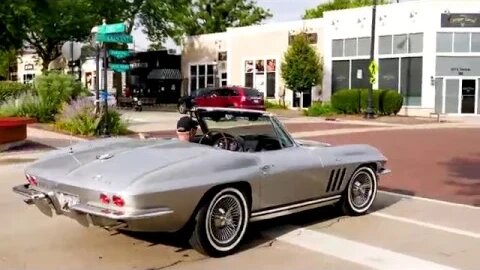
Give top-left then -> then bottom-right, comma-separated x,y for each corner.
306,128 -> 480,206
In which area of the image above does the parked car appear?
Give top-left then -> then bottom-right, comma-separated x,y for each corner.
86,90 -> 117,107
12,107 -> 390,257
177,86 -> 265,114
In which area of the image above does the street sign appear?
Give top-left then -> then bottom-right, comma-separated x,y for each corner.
108,49 -> 132,59
61,41 -> 83,61
369,60 -> 378,84
109,63 -> 130,72
96,33 -> 133,43
98,23 -> 126,34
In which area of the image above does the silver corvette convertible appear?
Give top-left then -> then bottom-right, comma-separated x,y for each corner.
13,107 -> 390,257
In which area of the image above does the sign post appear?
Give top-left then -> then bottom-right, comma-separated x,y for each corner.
93,20 -> 134,137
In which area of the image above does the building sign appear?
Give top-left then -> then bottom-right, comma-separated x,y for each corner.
24,64 -> 34,71
288,32 -> 318,45
441,13 -> 480,28
436,56 -> 480,76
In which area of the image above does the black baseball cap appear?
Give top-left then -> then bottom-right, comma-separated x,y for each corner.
176,116 -> 198,132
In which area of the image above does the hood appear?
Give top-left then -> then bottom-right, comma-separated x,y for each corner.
26,137 -> 215,192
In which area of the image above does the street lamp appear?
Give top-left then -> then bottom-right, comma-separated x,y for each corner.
365,0 -> 377,119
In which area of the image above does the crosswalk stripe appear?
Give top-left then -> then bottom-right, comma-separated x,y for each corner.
370,212 -> 480,239
265,226 -> 460,270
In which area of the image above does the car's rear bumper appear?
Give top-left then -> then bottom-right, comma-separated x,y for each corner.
12,184 -> 176,231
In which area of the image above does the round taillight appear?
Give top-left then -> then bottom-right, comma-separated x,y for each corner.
112,195 -> 125,207
99,193 -> 110,204
26,174 -> 38,186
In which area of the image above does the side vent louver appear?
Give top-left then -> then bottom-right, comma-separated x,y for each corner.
326,168 -> 346,193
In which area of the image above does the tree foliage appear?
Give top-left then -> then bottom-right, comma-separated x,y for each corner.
303,0 -> 390,19
141,0 -> 272,44
280,33 -> 323,94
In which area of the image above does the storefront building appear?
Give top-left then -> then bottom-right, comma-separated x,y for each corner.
323,0 -> 480,116
181,18 -> 324,107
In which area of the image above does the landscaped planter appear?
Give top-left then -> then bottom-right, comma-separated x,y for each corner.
0,117 -> 36,145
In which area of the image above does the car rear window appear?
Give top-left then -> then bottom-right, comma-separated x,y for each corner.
242,88 -> 262,96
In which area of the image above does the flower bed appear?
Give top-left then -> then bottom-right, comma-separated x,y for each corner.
0,117 -> 36,144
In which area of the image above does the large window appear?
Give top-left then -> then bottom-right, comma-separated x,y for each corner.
436,32 -> 480,53
331,60 -> 350,93
378,57 -> 422,106
332,37 -> 371,57
190,64 -> 216,93
379,33 -> 423,55
244,59 -> 276,98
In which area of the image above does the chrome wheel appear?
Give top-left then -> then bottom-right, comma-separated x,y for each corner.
349,171 -> 373,209
343,166 -> 377,215
207,194 -> 242,244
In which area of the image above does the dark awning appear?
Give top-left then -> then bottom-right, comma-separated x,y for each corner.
147,68 -> 182,80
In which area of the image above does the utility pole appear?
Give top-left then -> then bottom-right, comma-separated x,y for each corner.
101,19 -> 110,137
365,0 -> 377,119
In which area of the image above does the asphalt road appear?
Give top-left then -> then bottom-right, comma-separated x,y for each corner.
1,158 -> 479,270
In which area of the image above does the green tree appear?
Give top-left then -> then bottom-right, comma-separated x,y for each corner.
280,33 -> 323,108
0,0 -> 31,51
0,49 -> 19,80
303,0 -> 390,19
141,0 -> 272,44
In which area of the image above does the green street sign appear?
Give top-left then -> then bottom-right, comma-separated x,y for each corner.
96,33 -> 133,44
109,63 -> 131,72
98,23 -> 126,34
108,49 -> 132,59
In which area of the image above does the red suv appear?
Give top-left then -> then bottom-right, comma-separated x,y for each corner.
178,86 -> 265,113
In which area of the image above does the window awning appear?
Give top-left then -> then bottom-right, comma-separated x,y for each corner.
147,68 -> 182,80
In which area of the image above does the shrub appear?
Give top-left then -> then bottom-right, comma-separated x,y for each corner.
381,89 -> 403,115
0,81 -> 32,103
304,101 -> 337,116
265,99 -> 287,109
55,98 -> 128,136
33,72 -> 88,111
0,93 -> 56,122
331,88 -> 403,115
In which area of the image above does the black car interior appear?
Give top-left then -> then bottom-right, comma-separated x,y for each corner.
191,110 -> 286,152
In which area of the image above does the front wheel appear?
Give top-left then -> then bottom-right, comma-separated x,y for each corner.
339,166 -> 377,216
178,102 -> 188,114
189,187 -> 250,257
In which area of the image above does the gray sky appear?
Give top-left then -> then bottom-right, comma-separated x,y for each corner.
131,0 -> 417,50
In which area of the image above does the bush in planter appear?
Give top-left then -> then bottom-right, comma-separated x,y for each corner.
0,81 -> 32,103
55,98 -> 128,136
0,93 -> 56,122
331,88 -> 403,115
304,101 -> 337,116
33,72 -> 88,111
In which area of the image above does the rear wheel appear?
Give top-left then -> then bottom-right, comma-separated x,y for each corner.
339,166 -> 377,216
189,187 -> 249,257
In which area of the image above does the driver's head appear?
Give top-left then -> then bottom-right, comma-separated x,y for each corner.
176,116 -> 198,142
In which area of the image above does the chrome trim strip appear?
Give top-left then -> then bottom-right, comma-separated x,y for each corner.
70,204 -> 174,220
250,195 -> 341,222
378,168 -> 391,175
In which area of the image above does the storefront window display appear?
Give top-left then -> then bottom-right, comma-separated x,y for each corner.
244,59 -> 276,98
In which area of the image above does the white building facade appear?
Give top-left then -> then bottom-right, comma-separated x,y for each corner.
322,0 -> 480,116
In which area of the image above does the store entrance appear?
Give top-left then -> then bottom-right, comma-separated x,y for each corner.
461,79 -> 476,114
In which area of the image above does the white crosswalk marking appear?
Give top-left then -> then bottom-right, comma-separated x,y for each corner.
265,226 -> 460,270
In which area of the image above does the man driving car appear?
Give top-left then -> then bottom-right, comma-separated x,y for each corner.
176,115 -> 198,142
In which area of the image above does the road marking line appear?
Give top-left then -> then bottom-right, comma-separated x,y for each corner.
370,212 -> 480,239
378,191 -> 480,210
266,226 -> 459,270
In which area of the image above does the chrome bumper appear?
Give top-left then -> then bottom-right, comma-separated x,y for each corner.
12,184 -> 173,222
378,168 -> 391,175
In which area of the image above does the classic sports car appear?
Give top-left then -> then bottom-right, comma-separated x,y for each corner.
13,107 -> 390,257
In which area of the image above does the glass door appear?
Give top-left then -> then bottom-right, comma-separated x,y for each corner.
461,79 -> 476,114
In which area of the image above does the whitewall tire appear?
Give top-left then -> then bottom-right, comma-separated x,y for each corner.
340,166 -> 377,216
189,187 -> 250,257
